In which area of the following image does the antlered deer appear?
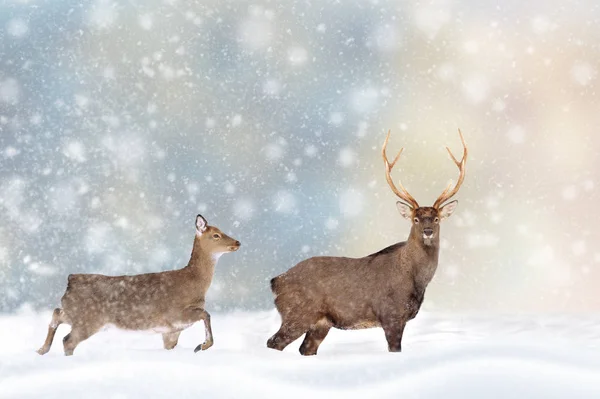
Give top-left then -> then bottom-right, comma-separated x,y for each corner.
37,214 -> 240,356
267,129 -> 467,355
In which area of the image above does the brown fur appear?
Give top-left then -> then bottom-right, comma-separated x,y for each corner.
267,203 -> 458,355
37,215 -> 240,356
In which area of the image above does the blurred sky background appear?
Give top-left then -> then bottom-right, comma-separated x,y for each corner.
1,0 -> 599,314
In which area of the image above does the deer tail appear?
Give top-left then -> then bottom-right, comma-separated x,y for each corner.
270,277 -> 279,295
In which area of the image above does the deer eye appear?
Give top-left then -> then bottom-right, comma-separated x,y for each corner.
212,234 -> 221,240
434,217 -> 440,223
413,218 -> 419,224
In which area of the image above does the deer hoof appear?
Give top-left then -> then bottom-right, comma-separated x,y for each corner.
194,340 -> 213,352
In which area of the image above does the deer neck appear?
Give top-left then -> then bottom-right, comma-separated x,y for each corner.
186,236 -> 218,281
406,227 -> 440,288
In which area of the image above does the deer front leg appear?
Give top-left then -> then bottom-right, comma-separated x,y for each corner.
181,307 -> 213,352
194,310 -> 213,352
381,318 -> 407,352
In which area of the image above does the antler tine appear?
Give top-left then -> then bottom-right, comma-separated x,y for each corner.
382,130 -> 419,209
433,129 -> 468,209
382,130 -> 403,169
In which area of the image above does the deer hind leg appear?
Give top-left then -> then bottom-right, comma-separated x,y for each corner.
267,292 -> 317,351
299,317 -> 332,356
267,313 -> 315,352
62,323 -> 100,356
162,331 -> 181,350
37,308 -> 65,355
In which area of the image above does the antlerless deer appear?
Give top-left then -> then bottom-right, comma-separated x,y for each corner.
267,130 -> 468,355
37,215 -> 240,356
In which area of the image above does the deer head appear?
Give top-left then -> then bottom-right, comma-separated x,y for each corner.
382,129 -> 467,246
195,214 -> 241,256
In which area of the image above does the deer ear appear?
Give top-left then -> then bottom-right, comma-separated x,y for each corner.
195,214 -> 208,233
439,200 -> 458,220
396,201 -> 413,220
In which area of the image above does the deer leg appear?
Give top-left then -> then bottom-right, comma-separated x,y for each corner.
162,331 -> 181,350
37,308 -> 65,355
193,310 -> 214,352
381,319 -> 407,353
299,318 -> 331,356
178,307 -> 213,352
62,324 -> 98,356
267,318 -> 312,351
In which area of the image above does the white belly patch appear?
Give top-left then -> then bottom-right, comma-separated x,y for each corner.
101,323 -> 193,334
152,323 -> 193,334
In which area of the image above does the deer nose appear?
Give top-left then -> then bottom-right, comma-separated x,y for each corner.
423,228 -> 434,237
235,241 -> 241,247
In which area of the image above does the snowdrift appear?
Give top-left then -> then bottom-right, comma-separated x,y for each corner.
1,311 -> 599,398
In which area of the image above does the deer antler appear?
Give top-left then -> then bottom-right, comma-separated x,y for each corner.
382,130 -> 419,209
433,129 -> 468,209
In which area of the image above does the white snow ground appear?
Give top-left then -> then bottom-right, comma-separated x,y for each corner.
1,310 -> 599,398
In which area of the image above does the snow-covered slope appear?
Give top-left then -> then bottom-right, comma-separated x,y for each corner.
1,311 -> 599,398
